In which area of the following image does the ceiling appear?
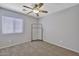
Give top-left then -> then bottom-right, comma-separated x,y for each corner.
0,3 -> 78,18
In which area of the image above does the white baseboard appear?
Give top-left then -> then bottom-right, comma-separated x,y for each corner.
0,40 -> 30,49
44,40 -> 79,53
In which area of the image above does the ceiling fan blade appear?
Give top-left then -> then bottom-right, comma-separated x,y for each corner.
23,5 -> 33,9
36,13 -> 39,16
40,10 -> 48,13
27,11 -> 33,14
33,4 -> 38,9
38,3 -> 44,8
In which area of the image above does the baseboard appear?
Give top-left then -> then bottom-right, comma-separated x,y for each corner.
0,40 -> 30,49
44,40 -> 79,54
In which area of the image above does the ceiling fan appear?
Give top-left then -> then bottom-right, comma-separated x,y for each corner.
23,3 -> 48,16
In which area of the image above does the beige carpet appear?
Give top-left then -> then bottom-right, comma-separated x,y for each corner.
0,41 -> 79,56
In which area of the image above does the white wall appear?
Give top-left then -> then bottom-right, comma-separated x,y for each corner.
40,5 -> 79,52
0,7 -> 36,49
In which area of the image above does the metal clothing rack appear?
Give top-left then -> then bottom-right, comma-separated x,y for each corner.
31,23 -> 43,41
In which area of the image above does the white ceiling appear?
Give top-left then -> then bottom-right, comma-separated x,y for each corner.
0,3 -> 78,18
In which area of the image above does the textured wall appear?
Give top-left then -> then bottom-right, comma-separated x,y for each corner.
40,4 -> 79,53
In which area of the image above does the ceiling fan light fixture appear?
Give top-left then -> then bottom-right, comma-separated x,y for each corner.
23,3 -> 48,16
33,9 -> 39,13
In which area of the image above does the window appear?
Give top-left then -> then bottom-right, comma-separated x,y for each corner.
2,16 -> 23,34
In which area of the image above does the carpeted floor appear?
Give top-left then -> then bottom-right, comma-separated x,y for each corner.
0,41 -> 79,56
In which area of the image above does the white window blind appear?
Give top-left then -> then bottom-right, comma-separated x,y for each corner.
2,16 -> 23,34
14,19 -> 23,33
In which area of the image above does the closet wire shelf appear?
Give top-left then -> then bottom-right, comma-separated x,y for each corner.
31,23 -> 43,42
